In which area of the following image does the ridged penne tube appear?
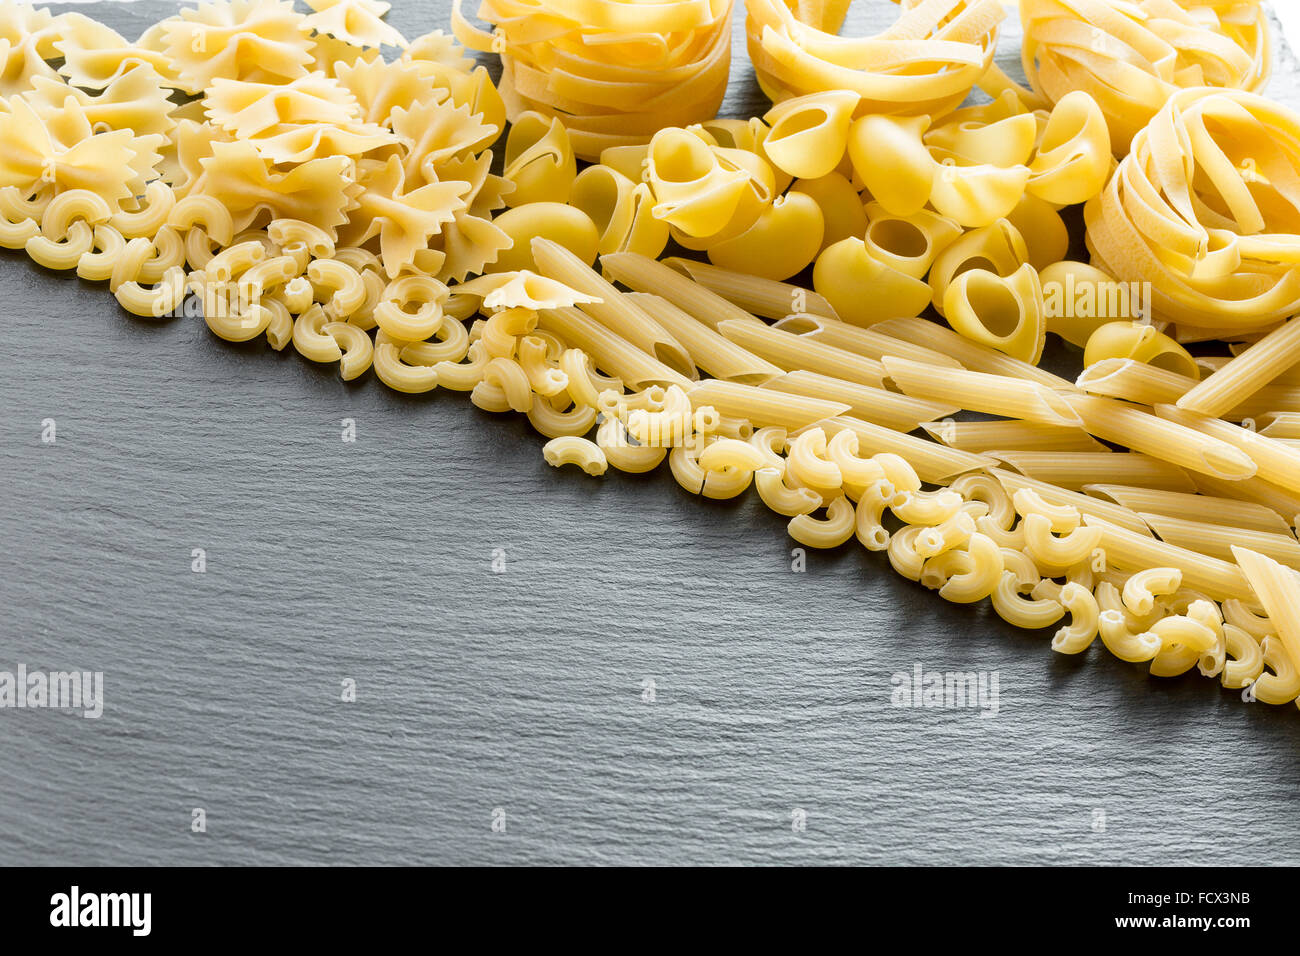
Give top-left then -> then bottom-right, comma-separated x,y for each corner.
1232,548 -> 1300,678
1191,473 -> 1300,529
527,396 -> 598,439
1098,610 -> 1162,663
1156,405 -> 1300,495
1075,358 -> 1191,407
756,467 -> 822,516
1138,513 -> 1300,571
785,427 -> 841,493
893,490 -> 963,527
1222,624 -> 1266,689
685,379 -> 848,432
764,370 -> 958,434
1051,583 -> 1100,654
593,417 -> 666,474
569,167 -> 668,260
991,451 -> 1196,494
624,292 -> 781,386
872,317 -> 1072,389
662,256 -> 839,321
942,264 -> 1046,364
538,307 -> 691,390
990,469 -> 1152,537
811,236 -> 933,328
1252,637 -> 1300,705
1012,489 -> 1079,533
993,571 -> 1065,630
855,480 -> 898,551
1174,318 -> 1300,419
542,436 -> 606,476
816,418 -> 993,485
914,513 -> 976,560
922,420 -> 1106,455
888,525 -> 928,582
1086,517 -> 1247,602
775,315 -> 963,370
605,254 -> 768,331
116,266 -> 186,318
882,358 -> 1082,427
717,320 -> 887,388
532,240 -> 695,379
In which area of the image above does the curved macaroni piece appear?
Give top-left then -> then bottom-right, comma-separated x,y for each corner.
543,436 -> 608,476
788,495 -> 855,549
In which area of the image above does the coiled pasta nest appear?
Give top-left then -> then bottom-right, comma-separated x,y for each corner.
1020,0 -> 1271,155
1084,87 -> 1300,335
453,0 -> 733,162
744,0 -> 1004,118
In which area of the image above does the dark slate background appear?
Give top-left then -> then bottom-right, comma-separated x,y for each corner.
1,1 -> 1297,866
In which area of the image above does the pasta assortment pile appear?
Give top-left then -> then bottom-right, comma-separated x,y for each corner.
5,0 -> 1300,715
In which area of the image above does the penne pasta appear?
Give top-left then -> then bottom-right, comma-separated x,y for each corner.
1083,485 -> 1293,536
624,292 -> 782,386
764,370 -> 958,433
1176,318 -> 1300,419
1138,513 -> 1300,571
662,256 -> 839,320
884,357 -> 1082,427
920,419 -> 1108,454
683,379 -> 849,432
717,319 -> 888,388
990,451 -> 1197,494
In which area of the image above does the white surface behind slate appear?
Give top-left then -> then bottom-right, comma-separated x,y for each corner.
1,1 -> 1298,866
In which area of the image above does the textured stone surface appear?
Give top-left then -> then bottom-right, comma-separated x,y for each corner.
1,1 -> 1297,866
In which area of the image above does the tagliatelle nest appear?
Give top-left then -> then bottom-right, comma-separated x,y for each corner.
744,0 -> 1005,119
1085,87 -> 1300,336
1019,0 -> 1271,156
